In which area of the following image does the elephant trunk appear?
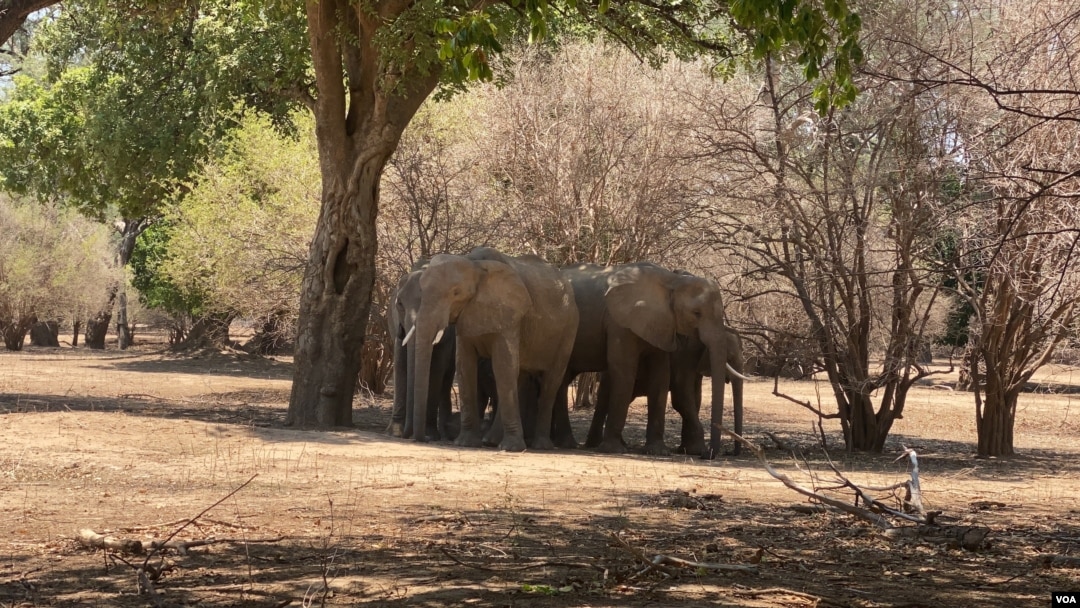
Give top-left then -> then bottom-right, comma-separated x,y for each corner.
411,308 -> 449,443
731,361 -> 744,456
707,355 -> 726,459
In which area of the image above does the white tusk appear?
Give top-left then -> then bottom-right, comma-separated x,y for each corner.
433,328 -> 445,345
726,362 -> 752,382
402,326 -> 415,346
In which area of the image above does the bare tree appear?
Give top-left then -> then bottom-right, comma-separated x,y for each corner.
871,0 -> 1080,456
688,27 -> 956,451
476,43 -> 706,267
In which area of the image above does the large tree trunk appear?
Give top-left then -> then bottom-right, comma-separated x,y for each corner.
29,320 -> 60,347
1,314 -> 35,351
287,176 -> 382,427
71,318 -> 81,347
86,218 -> 149,350
178,312 -> 235,350
975,354 -> 1017,458
977,391 -> 1016,458
285,0 -> 439,428
115,219 -> 147,350
84,289 -> 116,350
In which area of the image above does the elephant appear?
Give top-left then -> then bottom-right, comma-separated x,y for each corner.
386,268 -> 456,442
670,329 -> 747,457
558,263 -> 740,455
585,327 -> 747,457
386,267 -> 502,441
407,247 -> 579,451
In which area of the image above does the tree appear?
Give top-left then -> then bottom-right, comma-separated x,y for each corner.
869,0 -> 1080,457
161,113 -> 321,353
0,196 -> 117,350
2,0 -> 863,425
285,0 -> 864,427
0,0 -> 307,348
687,0 -> 960,451
129,222 -> 206,345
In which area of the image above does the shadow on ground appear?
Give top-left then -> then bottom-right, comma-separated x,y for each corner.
3,489 -> 1074,607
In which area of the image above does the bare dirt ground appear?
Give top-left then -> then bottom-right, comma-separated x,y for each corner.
2,335 -> 1079,607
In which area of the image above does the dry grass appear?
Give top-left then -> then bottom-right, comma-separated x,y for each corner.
1,340 -> 1077,607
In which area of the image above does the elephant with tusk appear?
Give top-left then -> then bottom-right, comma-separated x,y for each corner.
409,248 -> 579,452
552,263 -> 744,455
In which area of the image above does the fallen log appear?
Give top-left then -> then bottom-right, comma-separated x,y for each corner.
78,529 -> 143,554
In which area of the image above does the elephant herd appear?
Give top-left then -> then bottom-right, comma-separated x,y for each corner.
384,247 -> 748,458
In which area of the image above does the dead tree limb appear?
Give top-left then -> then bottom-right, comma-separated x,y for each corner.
78,529 -> 144,554
608,532 -> 755,578
895,446 -> 925,515
716,425 -> 894,529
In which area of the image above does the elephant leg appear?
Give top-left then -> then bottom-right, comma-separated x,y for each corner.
705,375 -> 726,460
597,343 -> 639,454
529,371 -> 562,451
477,358 -> 496,429
484,408 -> 504,446
454,342 -> 483,447
517,372 -> 538,444
671,370 -> 706,455
584,372 -> 610,448
387,337 -> 408,437
436,363 -> 455,442
551,376 -> 578,448
491,334 -> 526,452
424,389 -> 440,442
642,352 -> 671,456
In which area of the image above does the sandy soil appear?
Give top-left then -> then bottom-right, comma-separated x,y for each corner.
1,339 -> 1079,607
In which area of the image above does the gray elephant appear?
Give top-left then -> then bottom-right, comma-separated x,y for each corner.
558,263 -> 739,455
585,328 -> 747,457
386,267 -> 502,441
408,247 -> 579,451
671,329 -> 747,457
386,268 -> 456,441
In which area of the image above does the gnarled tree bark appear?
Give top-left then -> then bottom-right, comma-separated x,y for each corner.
285,0 -> 440,427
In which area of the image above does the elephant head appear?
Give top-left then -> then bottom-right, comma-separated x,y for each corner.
408,254 -> 532,443
605,264 -> 744,456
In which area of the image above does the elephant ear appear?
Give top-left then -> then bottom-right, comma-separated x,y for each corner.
605,266 -> 678,352
457,260 -> 532,338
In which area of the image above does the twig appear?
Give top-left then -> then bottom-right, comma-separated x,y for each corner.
140,474 -> 258,571
439,547 -> 606,572
734,586 -> 846,606
649,554 -> 757,574
607,532 -> 677,578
